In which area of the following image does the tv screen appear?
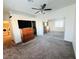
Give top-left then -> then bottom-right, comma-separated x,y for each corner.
18,20 -> 32,28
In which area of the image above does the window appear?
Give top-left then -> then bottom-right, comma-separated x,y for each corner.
55,20 -> 64,27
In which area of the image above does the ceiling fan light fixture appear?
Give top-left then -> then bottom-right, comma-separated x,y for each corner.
32,3 -> 52,14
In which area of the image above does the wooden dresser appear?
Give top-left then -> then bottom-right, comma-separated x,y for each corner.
21,28 -> 35,43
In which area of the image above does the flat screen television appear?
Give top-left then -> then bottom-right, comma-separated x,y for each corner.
18,20 -> 32,28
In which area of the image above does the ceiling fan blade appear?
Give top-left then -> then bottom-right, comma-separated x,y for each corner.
42,4 -> 46,9
35,11 -> 40,14
32,8 -> 40,10
44,9 -> 52,11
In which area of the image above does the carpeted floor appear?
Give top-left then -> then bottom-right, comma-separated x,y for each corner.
3,32 -> 75,59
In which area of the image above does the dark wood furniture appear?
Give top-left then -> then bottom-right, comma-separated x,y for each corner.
21,28 -> 35,43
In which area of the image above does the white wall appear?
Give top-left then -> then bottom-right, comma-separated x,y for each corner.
10,18 -> 22,43
3,13 -> 10,20
10,11 -> 44,43
49,4 -> 76,53
36,20 -> 44,36
3,11 -> 10,20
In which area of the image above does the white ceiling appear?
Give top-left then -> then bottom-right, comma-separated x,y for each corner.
4,0 -> 75,15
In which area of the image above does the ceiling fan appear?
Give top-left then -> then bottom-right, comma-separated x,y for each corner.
32,3 -> 52,14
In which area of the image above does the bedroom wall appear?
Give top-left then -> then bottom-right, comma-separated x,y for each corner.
3,13 -> 10,20
10,11 -> 44,43
3,9 -> 10,20
36,20 -> 44,36
48,4 -> 76,53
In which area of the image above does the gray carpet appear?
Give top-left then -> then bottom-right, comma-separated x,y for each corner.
3,32 -> 75,59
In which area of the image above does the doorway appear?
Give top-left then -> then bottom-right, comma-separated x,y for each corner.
3,20 -> 14,48
43,21 -> 50,33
